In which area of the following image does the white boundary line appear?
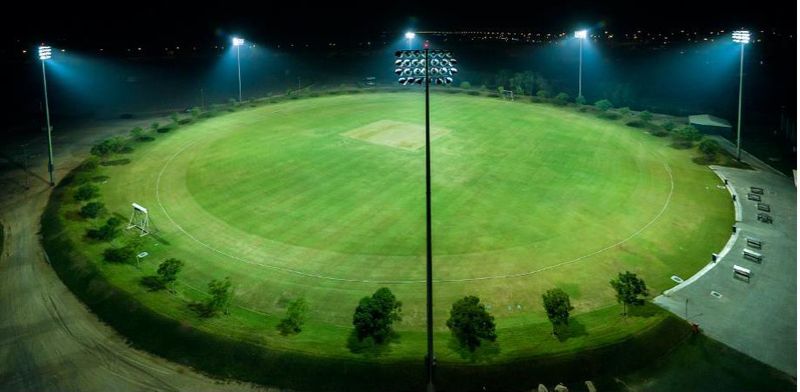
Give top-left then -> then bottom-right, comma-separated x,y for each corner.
157,140 -> 675,284
662,167 -> 740,296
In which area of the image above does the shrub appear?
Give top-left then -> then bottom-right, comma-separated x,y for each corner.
598,112 -> 622,120
79,201 -> 105,219
536,89 -> 550,99
157,258 -> 184,291
662,121 -> 676,131
74,184 -> 99,201
103,245 -> 136,263
672,125 -> 702,143
86,216 -> 122,241
150,122 -> 160,132
90,137 -> 127,158
650,129 -> 670,137
554,92 -> 570,105
594,99 -> 614,112
278,298 -> 309,335
170,113 -> 180,124
617,107 -> 631,116
699,139 -> 721,157
79,157 -> 100,172
626,120 -> 647,128
575,95 -> 586,105
459,81 -> 472,89
639,110 -> 653,122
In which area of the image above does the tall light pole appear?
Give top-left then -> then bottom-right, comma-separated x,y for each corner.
232,37 -> 245,102
39,45 -> 55,186
574,30 -> 588,101
394,43 -> 457,392
405,31 -> 416,50
732,30 -> 750,161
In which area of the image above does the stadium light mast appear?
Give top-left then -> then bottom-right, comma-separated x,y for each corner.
232,37 -> 245,102
394,41 -> 457,392
405,31 -> 416,49
732,30 -> 750,161
574,30 -> 588,100
38,45 -> 55,186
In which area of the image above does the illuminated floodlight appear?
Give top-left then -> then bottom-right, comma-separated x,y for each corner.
732,30 -> 750,44
232,37 -> 245,46
394,49 -> 458,86
574,30 -> 588,39
38,45 -> 52,60
405,31 -> 416,40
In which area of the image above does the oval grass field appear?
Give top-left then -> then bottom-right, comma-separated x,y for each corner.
53,92 -> 733,365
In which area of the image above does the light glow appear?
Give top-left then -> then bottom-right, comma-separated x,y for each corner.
232,37 -> 245,46
405,32 -> 416,40
38,45 -> 52,60
574,30 -> 588,39
732,30 -> 750,44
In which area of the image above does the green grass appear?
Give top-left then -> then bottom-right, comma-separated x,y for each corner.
43,92 -> 736,389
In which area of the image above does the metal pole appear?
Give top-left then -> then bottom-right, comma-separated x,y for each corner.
424,47 -> 435,392
736,43 -> 744,161
578,38 -> 583,100
236,45 -> 242,102
41,60 -> 54,186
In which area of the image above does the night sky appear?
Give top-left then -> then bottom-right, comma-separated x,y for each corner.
3,0 -> 795,48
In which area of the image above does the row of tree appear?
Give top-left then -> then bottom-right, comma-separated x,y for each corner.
351,271 -> 649,352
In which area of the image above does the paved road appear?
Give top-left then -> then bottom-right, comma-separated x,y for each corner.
0,119 -> 270,391
655,166 -> 796,376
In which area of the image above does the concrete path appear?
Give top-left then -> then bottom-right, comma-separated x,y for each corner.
655,166 -> 796,376
0,119 -> 272,391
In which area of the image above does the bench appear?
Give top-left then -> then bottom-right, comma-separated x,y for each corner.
750,186 -> 764,195
734,265 -> 751,282
743,248 -> 763,262
746,237 -> 762,249
757,203 -> 770,212
757,213 -> 773,224
747,193 -> 762,202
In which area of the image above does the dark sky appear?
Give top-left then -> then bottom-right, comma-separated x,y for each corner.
3,0 -> 795,48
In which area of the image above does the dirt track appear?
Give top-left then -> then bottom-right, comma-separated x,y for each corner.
0,119 -> 270,391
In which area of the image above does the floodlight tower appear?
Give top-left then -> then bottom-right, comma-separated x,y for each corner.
405,31 -> 416,49
574,30 -> 588,100
732,30 -> 750,161
232,37 -> 245,102
394,41 -> 457,392
38,45 -> 55,186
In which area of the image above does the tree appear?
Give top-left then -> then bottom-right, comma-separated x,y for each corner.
554,92 -> 570,105
206,277 -> 233,316
278,298 -> 309,335
86,216 -> 122,241
610,271 -> 649,316
673,125 -> 702,142
150,122 -> 160,132
446,296 -> 496,351
459,81 -> 472,89
157,258 -> 184,291
74,184 -> 99,201
352,287 -> 402,343
103,245 -> 136,264
79,201 -> 105,219
699,139 -> 721,158
639,110 -> 653,122
542,288 -> 574,336
497,86 -> 505,95
594,99 -> 614,112
575,95 -> 586,105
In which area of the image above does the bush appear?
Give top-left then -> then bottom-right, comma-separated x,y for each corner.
74,184 -> 99,201
626,120 -> 647,128
79,157 -> 100,172
103,245 -> 136,263
79,201 -> 105,219
536,90 -> 550,99
90,137 -> 127,158
157,123 -> 177,133
594,99 -> 614,112
672,125 -> 702,143
650,129 -> 670,137
662,121 -> 676,131
157,258 -> 184,291
459,81 -> 472,89
554,92 -> 570,105
575,95 -> 586,105
617,107 -> 631,116
699,139 -> 721,157
86,216 -> 122,241
170,113 -> 180,124
639,111 -> 653,122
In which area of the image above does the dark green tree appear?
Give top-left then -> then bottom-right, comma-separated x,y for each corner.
610,271 -> 649,316
639,110 -> 653,122
86,216 -> 122,241
278,298 -> 309,335
699,139 -> 721,159
352,287 -> 402,343
103,245 -> 136,264
157,258 -> 184,291
554,92 -> 570,105
536,89 -> 550,99
79,201 -> 105,219
459,81 -> 472,89
542,288 -> 574,336
446,296 -> 497,351
74,184 -> 99,201
206,277 -> 233,316
575,95 -> 586,105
